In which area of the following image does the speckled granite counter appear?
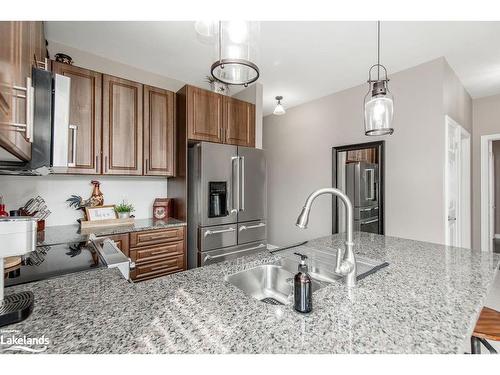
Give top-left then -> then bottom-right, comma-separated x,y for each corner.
36,218 -> 186,246
3,232 -> 499,354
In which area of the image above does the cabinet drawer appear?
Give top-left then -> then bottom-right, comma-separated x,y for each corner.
131,255 -> 184,281
130,241 -> 184,264
130,227 -> 184,247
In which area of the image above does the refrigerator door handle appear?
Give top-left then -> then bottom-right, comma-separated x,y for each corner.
239,156 -> 245,211
204,227 -> 236,237
203,243 -> 266,263
239,223 -> 266,231
231,156 -> 240,214
365,168 -> 375,201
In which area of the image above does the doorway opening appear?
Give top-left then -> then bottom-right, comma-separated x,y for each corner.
445,116 -> 471,249
332,141 -> 384,235
481,133 -> 500,253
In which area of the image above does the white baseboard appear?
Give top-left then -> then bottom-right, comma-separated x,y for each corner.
266,244 -> 279,250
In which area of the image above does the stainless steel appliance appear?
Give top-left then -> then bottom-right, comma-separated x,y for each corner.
188,142 -> 267,268
0,67 -> 71,175
345,162 -> 380,234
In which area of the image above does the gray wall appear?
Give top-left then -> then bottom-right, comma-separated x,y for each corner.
263,58 -> 472,247
472,93 -> 500,249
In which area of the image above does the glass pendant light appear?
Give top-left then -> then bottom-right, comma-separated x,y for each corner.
211,21 -> 260,87
273,96 -> 286,115
364,21 -> 394,136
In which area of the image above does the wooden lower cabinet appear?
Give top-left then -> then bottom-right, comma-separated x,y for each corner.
129,227 -> 186,282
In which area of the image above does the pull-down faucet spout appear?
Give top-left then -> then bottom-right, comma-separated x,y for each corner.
296,188 -> 357,287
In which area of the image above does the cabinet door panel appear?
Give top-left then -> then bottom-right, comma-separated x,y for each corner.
103,75 -> 143,175
143,85 -> 174,176
187,86 -> 223,143
52,62 -> 102,174
0,22 -> 32,161
224,97 -> 255,147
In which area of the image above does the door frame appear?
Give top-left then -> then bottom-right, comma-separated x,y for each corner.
481,133 -> 500,252
444,116 -> 471,248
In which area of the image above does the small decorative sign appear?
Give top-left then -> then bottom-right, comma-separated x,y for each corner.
85,205 -> 117,221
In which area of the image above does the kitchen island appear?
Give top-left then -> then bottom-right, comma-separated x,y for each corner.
2,232 -> 499,354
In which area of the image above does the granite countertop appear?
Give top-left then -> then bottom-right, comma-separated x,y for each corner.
36,218 -> 186,247
3,232 -> 499,354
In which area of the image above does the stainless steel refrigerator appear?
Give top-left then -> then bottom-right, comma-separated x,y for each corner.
345,161 -> 380,234
188,142 -> 267,268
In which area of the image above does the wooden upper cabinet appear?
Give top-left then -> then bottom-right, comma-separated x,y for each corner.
143,85 -> 175,176
186,85 -> 223,143
223,96 -> 255,147
102,75 -> 143,175
52,62 -> 102,174
0,21 -> 40,161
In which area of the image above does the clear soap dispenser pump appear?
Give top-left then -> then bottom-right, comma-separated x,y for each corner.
293,252 -> 312,313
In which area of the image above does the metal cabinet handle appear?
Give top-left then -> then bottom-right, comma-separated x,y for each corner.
204,243 -> 266,262
204,227 -> 236,237
104,156 -> 108,173
0,77 -> 33,143
68,125 -> 78,167
239,223 -> 266,231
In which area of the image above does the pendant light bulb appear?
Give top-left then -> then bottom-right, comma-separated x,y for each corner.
273,96 -> 286,116
364,21 -> 394,136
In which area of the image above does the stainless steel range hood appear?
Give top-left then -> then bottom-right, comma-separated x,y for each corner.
0,68 -> 71,176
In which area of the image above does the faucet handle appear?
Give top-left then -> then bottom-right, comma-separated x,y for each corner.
293,252 -> 308,261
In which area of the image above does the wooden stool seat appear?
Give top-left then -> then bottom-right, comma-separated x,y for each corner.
473,307 -> 500,341
471,307 -> 500,354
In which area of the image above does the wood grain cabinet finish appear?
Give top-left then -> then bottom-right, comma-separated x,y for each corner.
186,85 -> 223,143
129,227 -> 186,282
0,21 -> 44,161
223,96 -> 256,147
143,85 -> 175,176
130,227 -> 184,248
52,62 -> 102,174
102,75 -> 143,175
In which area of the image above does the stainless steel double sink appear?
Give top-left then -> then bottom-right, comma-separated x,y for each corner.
224,249 -> 387,305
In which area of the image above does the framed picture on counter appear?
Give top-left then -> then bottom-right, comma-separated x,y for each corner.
85,205 -> 117,221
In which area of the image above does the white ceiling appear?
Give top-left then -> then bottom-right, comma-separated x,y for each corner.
45,21 -> 500,115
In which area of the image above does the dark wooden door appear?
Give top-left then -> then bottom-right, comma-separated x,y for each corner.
143,85 -> 175,176
52,62 -> 102,174
102,75 -> 143,175
223,96 -> 255,147
186,85 -> 223,143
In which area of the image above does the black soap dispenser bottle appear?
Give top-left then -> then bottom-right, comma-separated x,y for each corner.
293,252 -> 312,313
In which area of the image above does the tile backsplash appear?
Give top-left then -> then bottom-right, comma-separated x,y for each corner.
0,175 -> 168,226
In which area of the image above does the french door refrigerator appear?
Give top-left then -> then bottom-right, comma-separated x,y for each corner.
187,142 -> 267,268
345,161 -> 380,234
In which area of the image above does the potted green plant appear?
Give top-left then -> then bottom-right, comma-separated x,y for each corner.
115,201 -> 135,219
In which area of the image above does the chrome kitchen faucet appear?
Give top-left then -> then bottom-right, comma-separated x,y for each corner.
296,188 -> 357,287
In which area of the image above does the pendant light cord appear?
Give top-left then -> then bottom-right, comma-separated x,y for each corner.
377,20 -> 380,81
218,21 -> 222,63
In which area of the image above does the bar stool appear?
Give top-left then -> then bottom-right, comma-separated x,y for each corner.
471,307 -> 500,354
